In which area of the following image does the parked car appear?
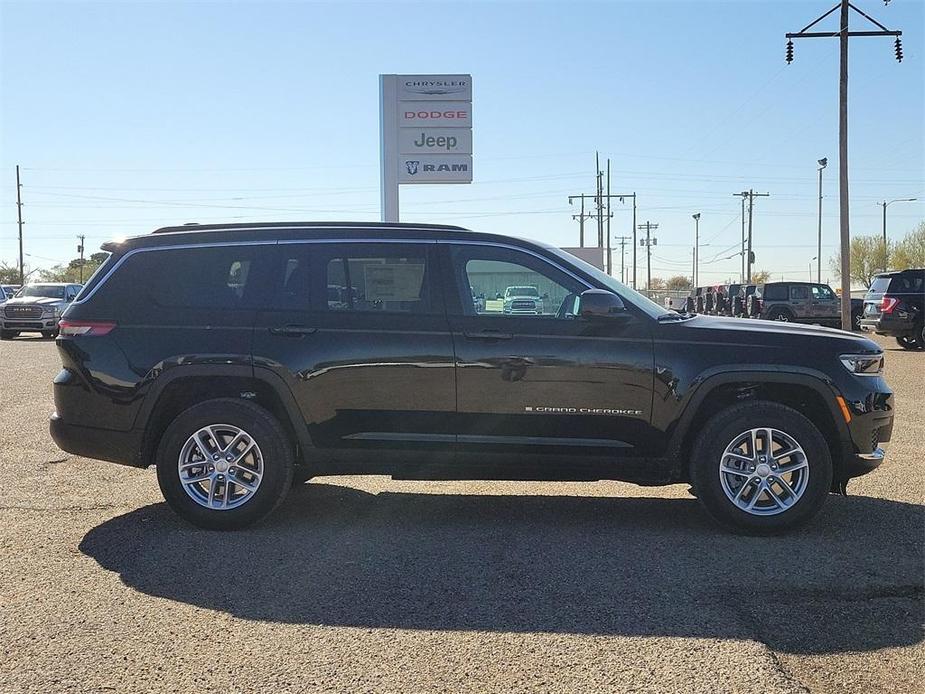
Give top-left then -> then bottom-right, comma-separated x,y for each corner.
50,221 -> 892,534
503,285 -> 543,315
0,284 -> 20,305
860,269 -> 925,350
750,281 -> 841,326
1,282 -> 82,339
719,284 -> 742,317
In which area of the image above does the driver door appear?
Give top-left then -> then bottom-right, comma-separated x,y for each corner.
439,242 -> 655,465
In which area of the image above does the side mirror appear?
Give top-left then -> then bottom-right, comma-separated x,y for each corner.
578,289 -> 627,319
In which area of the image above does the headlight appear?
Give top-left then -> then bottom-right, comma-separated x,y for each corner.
839,353 -> 884,376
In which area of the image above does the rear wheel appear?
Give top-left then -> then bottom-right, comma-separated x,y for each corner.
915,322 -> 925,350
896,335 -> 921,351
851,308 -> 863,331
768,308 -> 792,322
41,330 -> 59,339
156,398 -> 293,530
690,401 -> 832,534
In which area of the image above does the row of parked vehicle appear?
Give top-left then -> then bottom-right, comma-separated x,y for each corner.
683,270 -> 924,350
683,280 -> 857,329
0,282 -> 84,339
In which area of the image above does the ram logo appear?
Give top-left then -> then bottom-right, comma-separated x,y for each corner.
405,160 -> 420,175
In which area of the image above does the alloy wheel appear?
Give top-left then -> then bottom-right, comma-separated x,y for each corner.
718,427 -> 809,516
177,424 -> 264,510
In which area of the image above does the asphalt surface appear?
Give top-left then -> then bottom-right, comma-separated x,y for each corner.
0,333 -> 922,694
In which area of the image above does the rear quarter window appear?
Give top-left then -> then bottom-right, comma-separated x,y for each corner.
88,245 -> 270,317
762,285 -> 788,301
889,273 -> 924,294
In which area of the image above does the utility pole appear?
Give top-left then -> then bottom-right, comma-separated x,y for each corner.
606,158 -> 612,275
817,158 -> 827,283
638,221 -> 658,292
878,198 -> 917,271
614,235 -> 632,284
568,194 -> 595,247
733,191 -> 748,283
692,213 -> 701,289
16,165 -> 24,286
787,0 -> 904,330
77,235 -> 86,283
595,151 -> 604,249
733,190 -> 769,284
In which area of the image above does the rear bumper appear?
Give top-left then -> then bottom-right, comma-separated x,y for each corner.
49,413 -> 144,467
859,314 -> 916,336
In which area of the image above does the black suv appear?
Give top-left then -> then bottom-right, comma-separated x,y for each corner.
50,222 -> 893,534
860,269 -> 925,350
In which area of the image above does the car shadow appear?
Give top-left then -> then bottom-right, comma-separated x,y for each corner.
79,483 -> 924,654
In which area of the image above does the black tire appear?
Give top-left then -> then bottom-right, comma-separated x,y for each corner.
915,322 -> 925,350
851,308 -> 863,332
690,401 -> 833,534
41,330 -> 59,339
155,398 -> 294,530
768,308 -> 792,322
0,330 -> 17,340
896,335 -> 920,351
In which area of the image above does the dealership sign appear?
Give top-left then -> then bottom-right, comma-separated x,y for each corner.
380,73 -> 473,220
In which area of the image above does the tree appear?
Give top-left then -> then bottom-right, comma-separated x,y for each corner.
666,275 -> 692,291
750,270 -> 772,284
38,253 -> 109,283
646,277 -> 666,291
892,221 -> 925,270
0,261 -> 23,284
829,235 -> 889,288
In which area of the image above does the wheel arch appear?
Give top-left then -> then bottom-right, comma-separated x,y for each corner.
136,365 -> 312,470
670,369 -> 849,484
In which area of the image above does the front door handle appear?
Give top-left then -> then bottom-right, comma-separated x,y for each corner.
463,330 -> 513,341
269,325 -> 318,337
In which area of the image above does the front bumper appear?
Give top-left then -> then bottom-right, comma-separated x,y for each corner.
1,317 -> 59,331
837,387 -> 893,480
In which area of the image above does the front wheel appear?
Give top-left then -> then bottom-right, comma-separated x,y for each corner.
155,398 -> 294,530
690,401 -> 833,534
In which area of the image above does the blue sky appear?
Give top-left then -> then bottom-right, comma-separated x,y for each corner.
1,0 -> 922,285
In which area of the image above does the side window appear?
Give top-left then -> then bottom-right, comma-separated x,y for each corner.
449,245 -> 584,319
101,245 -> 267,312
319,244 -> 434,314
790,285 -> 809,300
763,285 -> 786,301
812,285 -> 834,300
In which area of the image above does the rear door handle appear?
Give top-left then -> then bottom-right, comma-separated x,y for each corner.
463,330 -> 513,341
269,325 -> 318,337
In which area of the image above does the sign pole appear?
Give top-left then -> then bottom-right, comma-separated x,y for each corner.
379,74 -> 400,222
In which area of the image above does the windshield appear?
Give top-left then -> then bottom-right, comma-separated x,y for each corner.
507,286 -> 538,297
16,284 -> 65,299
543,246 -> 673,319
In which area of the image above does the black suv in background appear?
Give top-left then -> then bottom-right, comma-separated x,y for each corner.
50,222 -> 893,534
860,269 -> 925,350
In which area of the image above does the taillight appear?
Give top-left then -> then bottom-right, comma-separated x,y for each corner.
879,297 -> 899,314
58,320 -> 116,336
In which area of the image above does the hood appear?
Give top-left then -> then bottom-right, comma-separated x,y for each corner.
4,296 -> 65,307
677,314 -> 881,353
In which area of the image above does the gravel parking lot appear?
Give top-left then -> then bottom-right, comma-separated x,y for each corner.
0,334 -> 922,694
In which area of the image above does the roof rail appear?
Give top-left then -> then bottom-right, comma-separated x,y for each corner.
151,221 -> 471,234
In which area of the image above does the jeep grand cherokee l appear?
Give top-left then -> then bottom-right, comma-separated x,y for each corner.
50,222 -> 893,534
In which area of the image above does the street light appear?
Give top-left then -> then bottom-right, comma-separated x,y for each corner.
878,197 -> 918,271
692,213 -> 701,289
816,158 -> 827,283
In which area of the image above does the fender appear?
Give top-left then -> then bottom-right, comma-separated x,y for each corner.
133,361 -> 313,465
662,366 -> 851,477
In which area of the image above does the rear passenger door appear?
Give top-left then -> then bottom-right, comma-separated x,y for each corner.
253,241 -> 456,465
789,284 -> 810,319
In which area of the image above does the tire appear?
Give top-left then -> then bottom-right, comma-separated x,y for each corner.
768,308 -> 792,322
155,398 -> 294,530
41,330 -> 59,339
851,308 -> 863,332
690,401 -> 833,534
896,335 -> 920,351
0,330 -> 17,340
915,322 -> 925,350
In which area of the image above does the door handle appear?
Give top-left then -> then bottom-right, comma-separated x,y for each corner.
463,330 -> 513,341
268,325 -> 318,337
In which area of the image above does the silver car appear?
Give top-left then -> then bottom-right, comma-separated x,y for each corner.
0,283 -> 82,339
